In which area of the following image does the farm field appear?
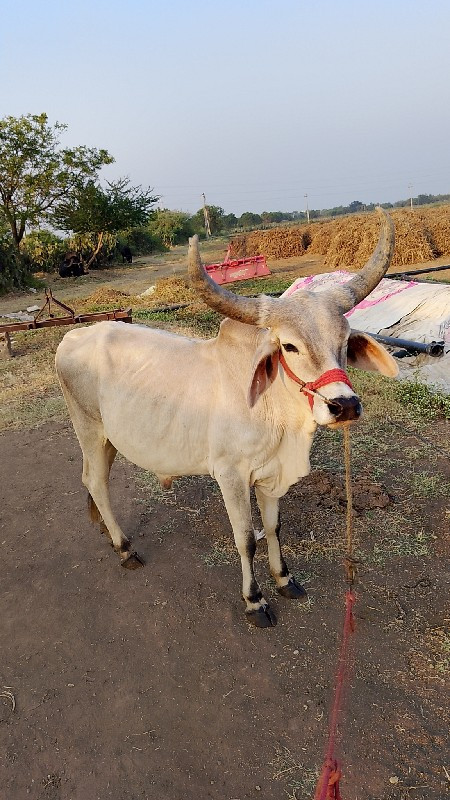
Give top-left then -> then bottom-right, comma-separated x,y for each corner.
0,234 -> 449,800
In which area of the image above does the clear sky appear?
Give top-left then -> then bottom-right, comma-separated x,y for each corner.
2,0 -> 449,216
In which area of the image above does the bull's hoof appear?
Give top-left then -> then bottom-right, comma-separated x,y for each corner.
120,550 -> 145,569
277,577 -> 307,600
246,604 -> 277,628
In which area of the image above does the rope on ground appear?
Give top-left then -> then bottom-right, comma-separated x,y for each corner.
313,425 -> 357,800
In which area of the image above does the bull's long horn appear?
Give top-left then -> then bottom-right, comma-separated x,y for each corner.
188,235 -> 262,325
337,207 -> 395,312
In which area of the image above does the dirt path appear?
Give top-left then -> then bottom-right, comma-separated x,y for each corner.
1,423 -> 447,800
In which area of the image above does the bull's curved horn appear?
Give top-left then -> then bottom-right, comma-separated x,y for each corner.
188,235 -> 262,325
337,207 -> 395,312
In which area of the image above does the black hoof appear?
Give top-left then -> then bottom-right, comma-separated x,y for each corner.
120,550 -> 145,569
246,604 -> 277,628
277,577 -> 307,600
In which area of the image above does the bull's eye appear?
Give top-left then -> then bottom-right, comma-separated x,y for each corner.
282,343 -> 299,353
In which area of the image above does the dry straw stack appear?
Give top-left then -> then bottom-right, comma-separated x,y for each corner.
423,205 -> 450,257
231,227 -> 311,259
230,205 -> 450,270
70,278 -> 197,315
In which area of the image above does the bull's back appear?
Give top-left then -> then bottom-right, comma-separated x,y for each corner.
56,321 -> 219,473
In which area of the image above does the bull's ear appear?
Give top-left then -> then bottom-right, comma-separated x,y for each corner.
347,331 -> 398,377
248,343 -> 280,407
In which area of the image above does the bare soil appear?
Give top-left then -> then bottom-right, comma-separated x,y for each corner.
1,422 -> 448,800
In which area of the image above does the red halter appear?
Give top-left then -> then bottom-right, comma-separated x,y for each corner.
278,352 -> 354,410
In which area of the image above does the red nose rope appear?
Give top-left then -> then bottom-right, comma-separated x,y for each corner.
278,353 -> 354,410
313,427 -> 357,800
279,350 -> 358,800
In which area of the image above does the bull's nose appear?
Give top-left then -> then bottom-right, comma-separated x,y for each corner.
328,396 -> 362,422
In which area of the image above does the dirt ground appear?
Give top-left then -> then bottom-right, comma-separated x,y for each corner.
1,420 -> 448,800
1,242 -> 449,799
0,246 -> 327,318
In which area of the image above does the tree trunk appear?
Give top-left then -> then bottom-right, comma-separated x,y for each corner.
84,231 -> 104,271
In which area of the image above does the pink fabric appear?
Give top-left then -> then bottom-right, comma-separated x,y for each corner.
344,280 -> 418,317
282,271 -> 418,316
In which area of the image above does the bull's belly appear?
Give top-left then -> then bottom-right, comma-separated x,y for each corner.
101,407 -> 211,477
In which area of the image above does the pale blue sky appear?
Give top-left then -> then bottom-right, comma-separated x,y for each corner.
2,0 -> 449,215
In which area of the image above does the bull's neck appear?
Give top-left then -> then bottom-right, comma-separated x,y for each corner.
262,369 -> 317,437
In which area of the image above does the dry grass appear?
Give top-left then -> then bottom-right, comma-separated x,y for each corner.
230,205 -> 450,268
64,276 -> 198,314
70,287 -> 146,313
0,327 -> 69,430
147,275 -> 197,305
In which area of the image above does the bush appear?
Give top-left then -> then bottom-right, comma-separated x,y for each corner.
21,230 -> 66,273
118,227 -> 163,256
66,231 -> 117,268
0,236 -> 17,292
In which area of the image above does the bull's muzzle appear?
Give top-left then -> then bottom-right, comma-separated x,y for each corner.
328,395 -> 362,423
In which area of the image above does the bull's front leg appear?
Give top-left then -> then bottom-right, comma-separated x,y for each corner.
216,468 -> 276,628
255,487 -> 307,601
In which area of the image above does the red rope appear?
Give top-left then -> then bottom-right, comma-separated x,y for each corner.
278,353 -> 354,410
303,369 -> 354,410
314,590 -> 356,800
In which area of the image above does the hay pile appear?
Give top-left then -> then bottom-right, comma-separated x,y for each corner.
148,276 -> 196,305
422,205 -> 450,256
307,220 -> 335,256
70,277 -> 197,315
73,288 -> 144,313
230,205 -> 450,270
387,210 -> 435,267
231,227 -> 312,259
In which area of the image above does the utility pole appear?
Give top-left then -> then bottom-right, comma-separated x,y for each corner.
202,193 -> 212,238
304,193 -> 310,224
408,183 -> 414,210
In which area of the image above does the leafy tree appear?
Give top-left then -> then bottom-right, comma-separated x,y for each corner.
222,213 -> 238,231
348,200 -> 364,213
0,220 -> 16,293
239,212 -> 262,229
118,227 -> 161,256
148,209 -> 194,247
191,205 -> 225,236
54,178 -> 159,268
261,211 -> 293,225
0,113 -> 113,284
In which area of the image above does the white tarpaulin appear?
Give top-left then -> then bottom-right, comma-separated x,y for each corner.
282,272 -> 450,393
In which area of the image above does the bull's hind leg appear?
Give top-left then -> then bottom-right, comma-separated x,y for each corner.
57,370 -> 143,569
81,434 -> 144,569
255,488 -> 307,601
216,468 -> 276,628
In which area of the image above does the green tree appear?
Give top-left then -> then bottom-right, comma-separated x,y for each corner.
239,211 -> 262,229
191,205 -> 225,236
222,213 -> 238,230
348,200 -> 364,214
0,218 -> 16,293
148,209 -> 194,247
54,178 -> 159,267
0,113 -> 113,284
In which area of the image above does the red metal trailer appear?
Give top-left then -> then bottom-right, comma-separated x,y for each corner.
205,245 -> 271,285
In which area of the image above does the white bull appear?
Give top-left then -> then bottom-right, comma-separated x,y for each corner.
55,208 -> 397,627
